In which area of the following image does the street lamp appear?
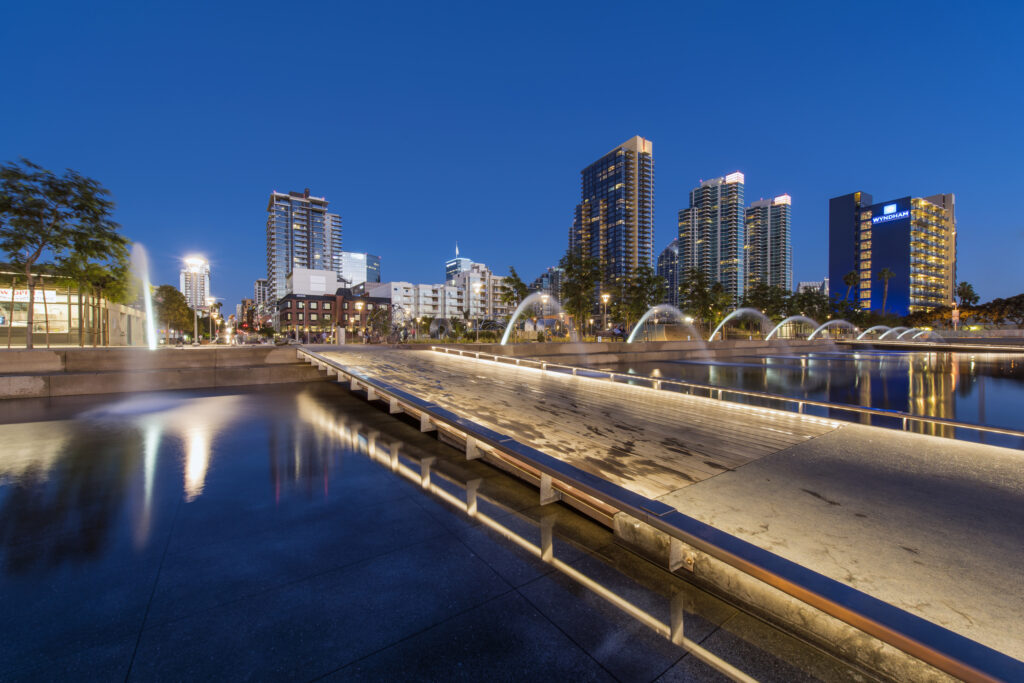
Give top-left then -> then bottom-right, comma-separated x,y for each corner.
355,301 -> 364,342
601,293 -> 610,333
473,282 -> 482,342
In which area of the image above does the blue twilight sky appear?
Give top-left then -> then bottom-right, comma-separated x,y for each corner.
2,0 -> 1022,311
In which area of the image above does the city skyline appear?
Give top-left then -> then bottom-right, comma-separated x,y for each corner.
3,2 -> 1021,310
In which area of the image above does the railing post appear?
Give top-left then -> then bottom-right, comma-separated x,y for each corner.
366,387 -> 377,401
539,473 -> 561,505
420,413 -> 436,432
466,436 -> 482,460
797,402 -> 804,414
389,397 -> 402,414
902,417 -> 908,430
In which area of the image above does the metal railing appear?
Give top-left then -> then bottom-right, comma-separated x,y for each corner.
429,346 -> 1024,446
300,347 -> 1023,682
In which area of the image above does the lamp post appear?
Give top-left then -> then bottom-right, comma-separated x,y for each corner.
601,293 -> 610,334
355,301 -> 364,342
473,282 -> 482,342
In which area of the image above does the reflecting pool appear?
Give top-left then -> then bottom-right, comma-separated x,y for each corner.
0,383 -> 862,680
601,350 -> 1024,448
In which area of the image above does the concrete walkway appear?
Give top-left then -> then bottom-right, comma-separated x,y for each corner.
321,347 -> 1024,661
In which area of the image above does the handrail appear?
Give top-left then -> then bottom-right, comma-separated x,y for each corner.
300,347 -> 1023,682
428,346 -> 1024,445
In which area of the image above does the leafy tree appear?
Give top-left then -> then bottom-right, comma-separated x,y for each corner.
744,282 -> 790,320
986,294 -> 1024,328
842,271 -> 858,303
558,248 -> 599,336
956,281 -> 979,307
708,282 -> 734,327
877,267 -> 895,315
500,266 -> 530,310
0,158 -> 124,348
367,305 -> 393,341
679,268 -> 715,327
153,285 -> 193,336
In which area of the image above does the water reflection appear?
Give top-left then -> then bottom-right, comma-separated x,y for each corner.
0,421 -> 140,574
598,351 -> 1024,439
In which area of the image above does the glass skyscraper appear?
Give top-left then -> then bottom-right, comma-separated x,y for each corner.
745,194 -> 792,292
677,172 -> 746,302
828,191 -> 956,315
569,136 -> 654,299
656,239 -> 679,306
341,251 -> 381,287
265,189 -> 342,305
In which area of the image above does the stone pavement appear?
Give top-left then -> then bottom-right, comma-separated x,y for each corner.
321,347 -> 1024,662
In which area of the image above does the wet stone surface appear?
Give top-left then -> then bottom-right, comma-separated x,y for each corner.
0,383 -> 866,681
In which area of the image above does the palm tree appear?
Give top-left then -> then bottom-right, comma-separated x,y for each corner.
877,268 -> 895,314
843,270 -> 858,302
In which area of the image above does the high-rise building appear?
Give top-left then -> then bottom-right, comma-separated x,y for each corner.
656,240 -> 679,306
341,252 -> 381,287
266,189 -> 342,305
253,278 -> 268,308
179,256 -> 210,309
828,191 -> 956,316
678,172 -> 746,302
745,194 -> 792,292
569,136 -> 654,301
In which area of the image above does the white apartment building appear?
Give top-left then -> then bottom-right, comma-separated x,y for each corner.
366,263 -> 508,323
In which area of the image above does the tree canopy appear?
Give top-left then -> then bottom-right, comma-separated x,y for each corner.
0,158 -> 126,347
558,248 -> 599,335
500,266 -> 530,310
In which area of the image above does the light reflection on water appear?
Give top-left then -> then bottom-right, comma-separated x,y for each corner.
0,387 -> 358,574
607,350 -> 1024,445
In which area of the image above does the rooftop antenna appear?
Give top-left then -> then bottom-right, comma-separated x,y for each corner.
455,242 -> 459,258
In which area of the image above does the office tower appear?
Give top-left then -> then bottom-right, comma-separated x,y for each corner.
678,172 -> 746,302
179,256 -> 210,309
569,136 -> 654,300
656,240 -> 679,306
266,189 -> 342,305
746,194 -> 792,292
341,252 -> 382,287
828,192 -> 956,315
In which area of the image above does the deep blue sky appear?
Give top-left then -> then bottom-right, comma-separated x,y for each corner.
3,1 -> 1022,310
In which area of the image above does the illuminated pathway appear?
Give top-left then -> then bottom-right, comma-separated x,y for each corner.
320,347 -> 1024,663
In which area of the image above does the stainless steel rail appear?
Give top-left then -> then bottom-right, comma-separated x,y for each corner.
430,346 -> 1024,446
301,347 -> 1023,683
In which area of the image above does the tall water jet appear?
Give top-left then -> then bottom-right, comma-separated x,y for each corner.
857,325 -> 891,340
708,308 -> 771,341
501,292 -> 562,345
627,304 -> 700,343
765,315 -> 819,341
878,327 -> 909,340
808,319 -> 856,340
130,243 -> 158,350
